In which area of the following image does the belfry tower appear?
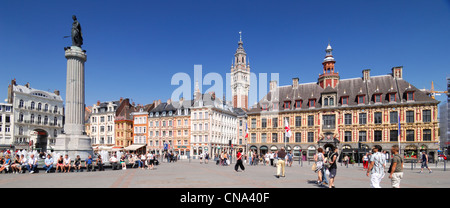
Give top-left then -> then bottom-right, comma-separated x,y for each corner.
231,31 -> 250,109
318,43 -> 340,88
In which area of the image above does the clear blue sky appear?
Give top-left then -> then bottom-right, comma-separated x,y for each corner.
1,0 -> 449,108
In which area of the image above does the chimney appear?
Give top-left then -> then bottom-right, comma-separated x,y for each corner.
167,98 -> 172,105
25,82 -> 30,88
54,90 -> 60,96
392,66 -> 403,79
97,100 -> 101,106
292,77 -> 299,89
362,69 -> 371,81
270,80 -> 277,92
119,97 -> 123,103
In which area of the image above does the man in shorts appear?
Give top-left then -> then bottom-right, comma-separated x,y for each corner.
388,145 -> 403,188
328,147 -> 338,188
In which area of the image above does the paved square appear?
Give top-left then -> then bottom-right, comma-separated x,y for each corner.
1,160 -> 449,188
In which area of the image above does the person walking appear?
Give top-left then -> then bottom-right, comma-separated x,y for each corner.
275,147 -> 287,178
328,147 -> 338,188
363,153 -> 369,171
420,151 -> 432,173
366,145 -> 385,188
235,149 -> 245,172
314,148 -> 326,186
388,145 -> 403,188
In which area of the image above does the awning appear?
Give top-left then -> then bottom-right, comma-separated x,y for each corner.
124,144 -> 146,151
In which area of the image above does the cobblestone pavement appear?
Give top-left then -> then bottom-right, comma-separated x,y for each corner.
1,160 -> 449,188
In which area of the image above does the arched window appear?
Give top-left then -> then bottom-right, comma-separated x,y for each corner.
324,98 -> 328,106
30,114 -> 35,123
37,115 -> 41,124
44,116 -> 48,125
19,113 -> 24,122
54,106 -> 58,113
54,117 -> 58,125
37,103 -> 42,111
44,104 -> 48,112
19,127 -> 24,135
31,102 -> 35,110
19,100 -> 24,108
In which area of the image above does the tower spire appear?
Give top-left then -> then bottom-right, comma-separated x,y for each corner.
318,42 -> 339,88
230,30 -> 250,109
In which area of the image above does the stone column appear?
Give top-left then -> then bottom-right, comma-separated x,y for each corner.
64,46 -> 86,135
54,46 -> 93,159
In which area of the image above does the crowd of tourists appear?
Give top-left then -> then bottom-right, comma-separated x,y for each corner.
0,150 -> 166,174
0,146 -> 436,188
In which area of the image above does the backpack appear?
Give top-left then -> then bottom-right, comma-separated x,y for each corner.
326,153 -> 336,167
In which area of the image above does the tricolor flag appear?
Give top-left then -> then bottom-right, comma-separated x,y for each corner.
285,118 -> 292,138
398,113 -> 401,136
245,123 -> 249,138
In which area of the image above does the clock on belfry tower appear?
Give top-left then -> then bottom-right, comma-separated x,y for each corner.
230,31 -> 250,109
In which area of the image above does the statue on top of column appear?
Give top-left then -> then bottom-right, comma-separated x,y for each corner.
71,15 -> 83,47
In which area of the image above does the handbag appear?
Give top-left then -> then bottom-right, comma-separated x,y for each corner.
311,163 -> 317,171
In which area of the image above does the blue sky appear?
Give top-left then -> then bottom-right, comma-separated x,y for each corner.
0,0 -> 449,108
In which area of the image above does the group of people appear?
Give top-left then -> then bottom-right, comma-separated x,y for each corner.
199,152 -> 209,164
127,151 -> 160,170
0,153 -> 39,174
215,151 -> 230,166
0,150 -> 164,174
313,146 -> 339,188
313,145 -> 406,188
234,147 -> 289,179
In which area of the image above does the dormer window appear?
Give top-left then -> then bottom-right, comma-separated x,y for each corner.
406,91 -> 414,101
341,96 -> 349,105
374,94 -> 382,103
150,112 -> 154,117
168,111 -> 173,116
284,101 -> 290,109
357,95 -> 365,104
162,111 -> 166,116
272,103 -> 279,110
262,104 -> 268,111
323,95 -> 335,107
308,99 -> 316,108
388,93 -> 396,102
295,100 -> 302,108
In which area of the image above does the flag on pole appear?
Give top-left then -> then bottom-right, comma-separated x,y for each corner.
285,118 -> 292,138
245,123 -> 249,138
398,112 -> 401,154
